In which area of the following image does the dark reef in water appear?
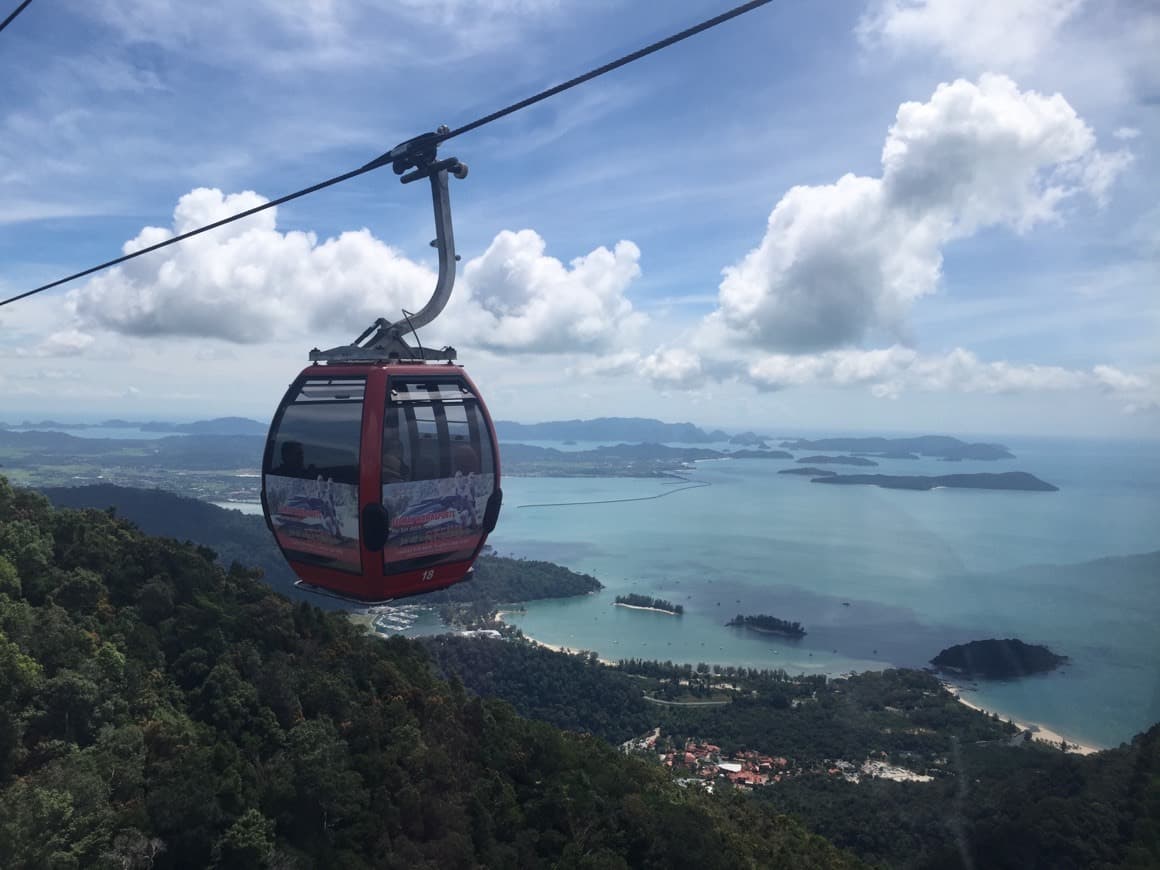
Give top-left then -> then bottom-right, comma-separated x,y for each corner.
729,448 -> 793,459
796,455 -> 879,467
931,639 -> 1067,679
778,467 -> 837,477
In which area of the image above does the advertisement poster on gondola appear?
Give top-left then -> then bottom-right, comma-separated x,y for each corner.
265,475 -> 361,572
381,471 -> 494,562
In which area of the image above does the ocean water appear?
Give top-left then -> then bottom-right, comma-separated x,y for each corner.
485,438 -> 1160,749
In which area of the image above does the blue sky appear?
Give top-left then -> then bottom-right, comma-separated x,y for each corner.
1,0 -> 1157,437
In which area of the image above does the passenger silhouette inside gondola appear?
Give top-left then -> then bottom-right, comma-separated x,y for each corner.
453,443 -> 479,474
382,437 -> 408,483
451,444 -> 481,528
275,440 -> 312,477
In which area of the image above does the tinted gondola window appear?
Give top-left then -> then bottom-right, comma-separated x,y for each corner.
381,377 -> 496,575
264,378 -> 364,574
268,379 -> 364,484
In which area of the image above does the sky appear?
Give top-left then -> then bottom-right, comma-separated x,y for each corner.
0,0 -> 1157,437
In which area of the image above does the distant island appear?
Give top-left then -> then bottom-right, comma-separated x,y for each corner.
931,639 -> 1067,679
781,435 -> 1014,461
813,472 -> 1058,492
1,416 -> 268,436
0,420 -> 1028,497
615,593 -> 684,615
138,417 -> 268,435
796,455 -> 879,467
727,614 -> 806,638
729,431 -> 769,448
495,417 -> 727,443
499,442 -> 791,477
778,467 -> 837,477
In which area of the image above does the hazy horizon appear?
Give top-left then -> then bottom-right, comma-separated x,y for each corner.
3,410 -> 1158,443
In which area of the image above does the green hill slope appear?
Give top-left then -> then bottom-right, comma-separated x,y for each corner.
40,484 -> 604,612
0,477 -> 859,869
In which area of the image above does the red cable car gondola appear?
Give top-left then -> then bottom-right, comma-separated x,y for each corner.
261,134 -> 502,601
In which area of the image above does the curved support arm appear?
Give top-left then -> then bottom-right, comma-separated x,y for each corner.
398,168 -> 457,332
308,141 -> 466,365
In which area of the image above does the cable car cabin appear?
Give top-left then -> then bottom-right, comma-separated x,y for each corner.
261,364 -> 502,602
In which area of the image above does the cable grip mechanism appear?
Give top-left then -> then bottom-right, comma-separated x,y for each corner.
310,126 -> 467,365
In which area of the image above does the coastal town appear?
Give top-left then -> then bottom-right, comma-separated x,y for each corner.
621,728 -> 936,792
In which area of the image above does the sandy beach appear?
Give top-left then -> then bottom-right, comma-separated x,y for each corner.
494,613 -> 619,665
525,634 -> 618,666
613,602 -> 680,615
942,682 -> 1102,755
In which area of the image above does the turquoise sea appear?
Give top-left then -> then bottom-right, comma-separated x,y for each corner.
482,437 -> 1159,750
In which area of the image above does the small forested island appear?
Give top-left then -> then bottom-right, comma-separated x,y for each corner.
727,614 -> 806,637
931,638 -> 1068,679
796,455 -> 879,467
778,467 -> 837,477
495,417 -> 727,443
615,593 -> 684,615
814,472 -> 1058,492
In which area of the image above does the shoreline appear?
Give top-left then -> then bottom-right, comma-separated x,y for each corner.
614,602 -> 681,616
526,635 -> 619,666
941,681 -> 1102,755
490,614 -> 1108,753
494,612 -> 618,664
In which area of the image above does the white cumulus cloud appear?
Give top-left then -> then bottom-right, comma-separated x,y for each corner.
858,0 -> 1085,73
857,0 -> 1160,109
744,346 -> 1148,399
639,348 -> 704,389
67,188 -> 646,355
715,74 -> 1130,353
71,188 -> 436,343
453,230 -> 645,354
627,342 -> 1151,407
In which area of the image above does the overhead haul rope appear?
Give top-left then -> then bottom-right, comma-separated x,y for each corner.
0,0 -> 775,309
0,0 -> 34,36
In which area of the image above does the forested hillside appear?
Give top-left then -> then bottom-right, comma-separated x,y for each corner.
41,484 -> 603,612
0,478 -> 859,868
43,483 -> 311,604
425,637 -> 1160,869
